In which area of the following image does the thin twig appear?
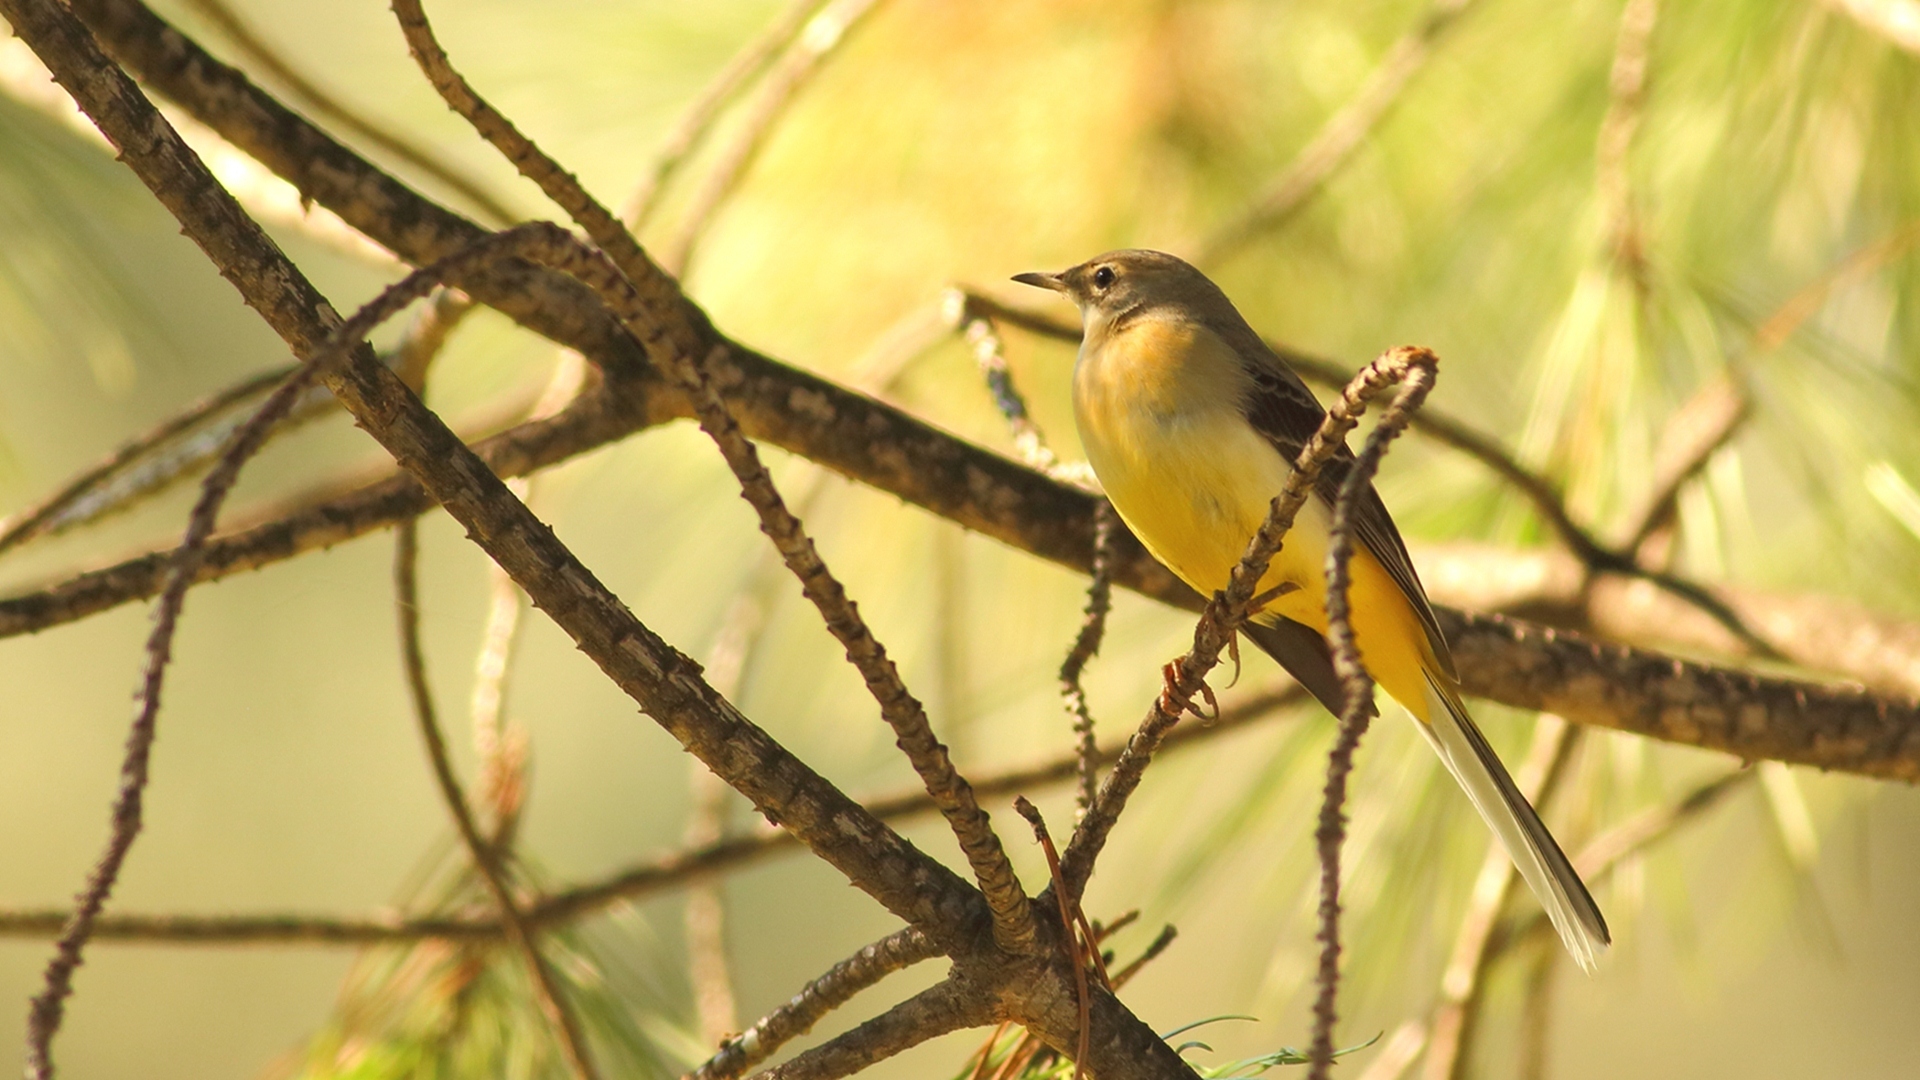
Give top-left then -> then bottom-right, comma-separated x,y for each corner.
1107,924 -> 1177,990
662,0 -> 887,274
1061,501 -> 1118,816
686,764 -> 741,1048
1355,1021 -> 1429,1080
1617,374 -> 1750,556
742,977 -> 988,1080
622,0 -> 829,229
23,343 -> 334,1080
0,365 -> 290,556
0,682 -> 1304,949
1594,0 -> 1660,291
690,927 -> 941,1080
1308,352 -> 1437,1080
1015,797 -> 1093,1080
1513,937 -> 1560,1080
1195,0 -> 1478,265
0,286 -> 473,558
394,520 -> 599,1080
180,0 -> 517,226
469,351 -> 587,843
951,291 -> 1067,479
1752,220 -> 1920,353
1060,347 -> 1437,902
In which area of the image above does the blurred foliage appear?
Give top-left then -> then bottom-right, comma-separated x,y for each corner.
2,0 -> 1919,1078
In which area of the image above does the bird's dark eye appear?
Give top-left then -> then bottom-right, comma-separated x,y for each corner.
1092,266 -> 1115,289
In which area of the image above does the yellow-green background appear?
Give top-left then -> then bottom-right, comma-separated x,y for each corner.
2,0 -> 1918,1076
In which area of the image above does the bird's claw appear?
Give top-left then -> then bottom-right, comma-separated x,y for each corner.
1160,661 -> 1220,721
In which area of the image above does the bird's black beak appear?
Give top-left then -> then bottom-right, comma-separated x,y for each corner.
1011,270 -> 1067,293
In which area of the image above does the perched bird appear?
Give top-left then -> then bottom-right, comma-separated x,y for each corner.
1015,249 -> 1609,971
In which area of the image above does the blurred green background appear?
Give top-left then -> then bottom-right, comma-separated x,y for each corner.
2,0 -> 1918,1076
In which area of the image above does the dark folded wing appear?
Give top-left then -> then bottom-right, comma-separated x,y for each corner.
1241,618 -> 1355,717
1235,345 -> 1456,678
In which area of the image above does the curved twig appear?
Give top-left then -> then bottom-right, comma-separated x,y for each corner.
394,520 -> 598,1080
1061,501 -> 1118,815
21,328 -> 333,1080
394,0 -> 1035,955
1307,349 -> 1436,1080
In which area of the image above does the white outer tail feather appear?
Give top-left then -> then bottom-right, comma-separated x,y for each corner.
1417,674 -> 1610,972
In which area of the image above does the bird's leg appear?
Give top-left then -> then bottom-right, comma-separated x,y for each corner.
1160,660 -> 1220,721
1222,581 -> 1298,691
1247,580 -> 1301,615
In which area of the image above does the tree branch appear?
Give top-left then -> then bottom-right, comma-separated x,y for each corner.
693,927 -> 942,1080
398,0 -> 1036,957
1442,609 -> 1920,780
743,977 -> 989,1080
12,0 -> 991,962
177,0 -> 517,226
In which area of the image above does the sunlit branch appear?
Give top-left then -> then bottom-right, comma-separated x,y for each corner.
1823,0 -> 1920,55
0,364 -> 290,556
0,285 -> 474,560
180,0 -> 518,226
1617,374 -> 1750,557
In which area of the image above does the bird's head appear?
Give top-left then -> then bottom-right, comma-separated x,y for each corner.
1012,249 -> 1224,337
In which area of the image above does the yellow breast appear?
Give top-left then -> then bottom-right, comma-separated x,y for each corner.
1071,316 -> 1442,718
1072,317 -> 1315,603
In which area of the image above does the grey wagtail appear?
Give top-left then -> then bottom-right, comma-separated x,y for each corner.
1015,249 -> 1609,971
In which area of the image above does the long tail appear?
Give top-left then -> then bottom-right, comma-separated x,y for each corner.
1418,672 -> 1610,972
